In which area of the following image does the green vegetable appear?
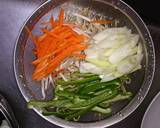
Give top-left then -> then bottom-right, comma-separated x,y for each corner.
100,92 -> 132,107
57,75 -> 101,86
65,106 -> 112,121
42,110 -> 76,117
28,75 -> 133,122
28,99 -> 71,108
65,108 -> 90,121
55,90 -> 90,99
64,90 -> 117,120
92,106 -> 112,114
72,72 -> 98,77
66,89 -> 118,110
79,79 -> 120,95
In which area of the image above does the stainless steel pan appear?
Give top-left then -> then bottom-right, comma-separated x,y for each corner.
13,0 -> 155,127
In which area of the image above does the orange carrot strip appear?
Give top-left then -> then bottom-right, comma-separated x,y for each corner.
33,44 -> 88,79
34,44 -> 83,79
32,71 -> 46,80
58,8 -> 64,25
37,37 -> 53,58
50,15 -> 57,28
90,20 -> 112,24
46,41 -> 57,54
38,26 -> 63,42
45,46 -> 78,76
32,60 -> 48,80
31,8 -> 90,81
41,29 -> 60,39
32,42 -> 71,65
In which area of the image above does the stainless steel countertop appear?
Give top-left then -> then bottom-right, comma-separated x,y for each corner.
0,0 -> 160,128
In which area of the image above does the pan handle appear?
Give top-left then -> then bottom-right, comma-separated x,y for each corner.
0,94 -> 19,128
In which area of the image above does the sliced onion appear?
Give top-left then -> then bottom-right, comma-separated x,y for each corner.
93,27 -> 131,42
100,73 -> 116,82
80,62 -> 103,74
108,44 -> 138,64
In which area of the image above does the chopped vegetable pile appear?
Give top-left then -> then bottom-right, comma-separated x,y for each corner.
27,7 -> 143,122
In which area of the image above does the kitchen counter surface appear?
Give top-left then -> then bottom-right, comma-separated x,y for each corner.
0,0 -> 160,128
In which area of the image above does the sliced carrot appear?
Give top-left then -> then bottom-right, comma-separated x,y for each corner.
46,41 -> 57,54
31,8 -> 89,81
45,46 -> 77,75
38,26 -> 62,42
38,37 -> 52,57
32,60 -> 48,80
58,8 -> 64,25
41,28 -> 60,39
32,42 -> 70,65
90,20 -> 112,24
50,15 -> 57,28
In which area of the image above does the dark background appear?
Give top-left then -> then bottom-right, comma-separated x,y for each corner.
0,0 -> 160,128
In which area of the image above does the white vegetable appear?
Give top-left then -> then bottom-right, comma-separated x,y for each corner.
117,56 -> 139,74
100,73 -> 116,82
80,27 -> 143,82
60,58 -> 74,69
136,43 -> 143,62
135,54 -> 143,63
73,28 -> 90,37
137,43 -> 143,54
85,46 -> 99,59
48,74 -> 54,87
93,27 -> 131,42
86,58 -> 115,68
80,62 -> 103,74
41,82 -> 46,100
72,12 -> 91,22
109,44 -> 138,64
104,49 -> 116,57
97,34 -> 129,49
80,61 -> 115,75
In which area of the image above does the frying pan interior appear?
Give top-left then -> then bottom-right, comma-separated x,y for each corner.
14,0 -> 155,127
